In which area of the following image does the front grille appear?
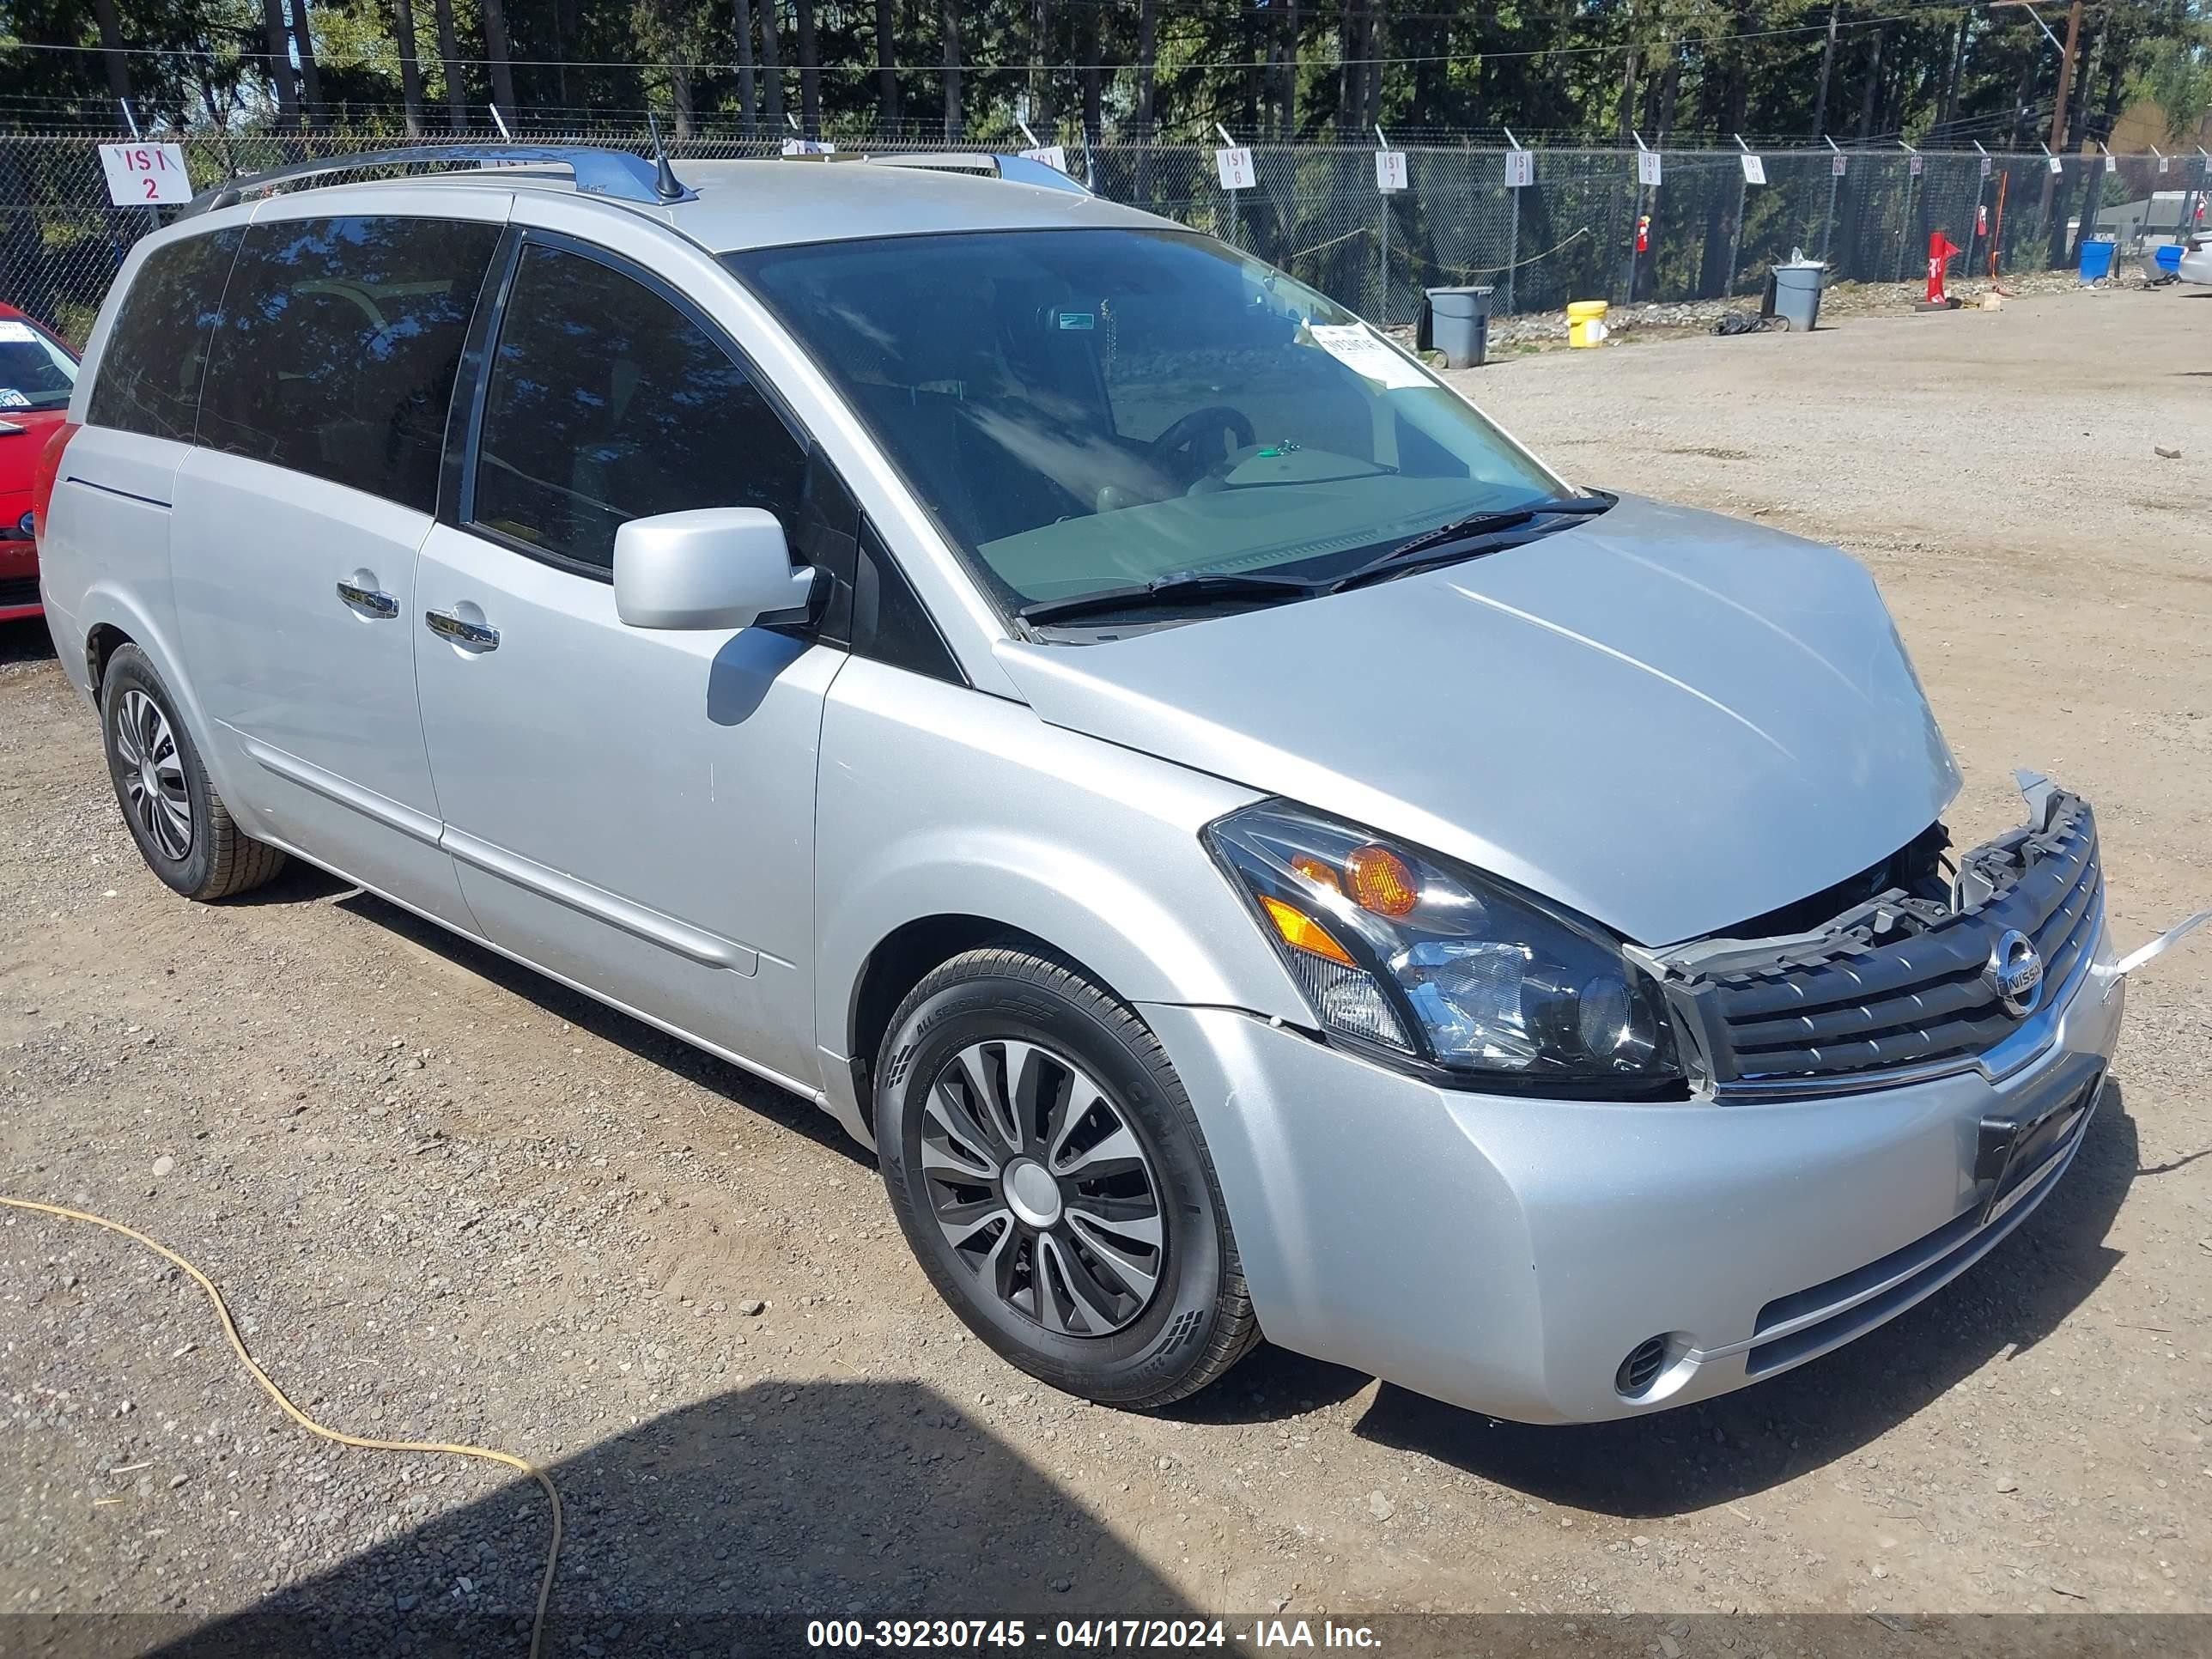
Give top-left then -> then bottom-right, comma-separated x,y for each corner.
1682,794 -> 2100,1089
0,575 -> 40,609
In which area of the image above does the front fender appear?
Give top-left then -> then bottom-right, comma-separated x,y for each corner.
813,659 -> 1312,1140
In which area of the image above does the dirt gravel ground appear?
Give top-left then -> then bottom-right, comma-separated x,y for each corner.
3,287 -> 2209,1655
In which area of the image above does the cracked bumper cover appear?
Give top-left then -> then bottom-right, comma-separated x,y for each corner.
1140,912 -> 2123,1425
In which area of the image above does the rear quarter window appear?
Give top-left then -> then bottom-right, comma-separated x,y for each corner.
197,216 -> 501,514
84,229 -> 243,442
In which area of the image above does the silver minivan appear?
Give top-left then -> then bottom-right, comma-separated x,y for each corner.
33,145 -> 2136,1423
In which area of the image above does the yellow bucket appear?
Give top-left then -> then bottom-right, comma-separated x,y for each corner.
1566,300 -> 1611,349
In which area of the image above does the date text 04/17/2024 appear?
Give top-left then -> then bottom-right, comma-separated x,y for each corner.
804,1619 -> 1382,1650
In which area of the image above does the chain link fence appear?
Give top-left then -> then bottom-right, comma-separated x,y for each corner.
6,129 -> 2209,347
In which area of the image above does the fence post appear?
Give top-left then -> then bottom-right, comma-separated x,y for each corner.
1893,143 -> 1918,283
1503,129 -> 1522,316
1723,134 -> 1751,299
1964,143 -> 1989,277
1620,135 -> 1652,302
1821,137 -> 1842,264
1379,189 -> 1390,324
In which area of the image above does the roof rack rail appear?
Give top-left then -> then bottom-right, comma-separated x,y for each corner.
177,143 -> 696,219
852,151 -> 1093,197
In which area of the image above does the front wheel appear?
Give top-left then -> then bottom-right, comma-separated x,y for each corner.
877,946 -> 1259,1408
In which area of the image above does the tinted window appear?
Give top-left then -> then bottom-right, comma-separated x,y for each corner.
85,229 -> 241,441
471,243 -> 805,573
198,216 -> 499,513
854,521 -> 963,684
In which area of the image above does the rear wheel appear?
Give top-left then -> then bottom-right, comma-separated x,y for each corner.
100,645 -> 287,901
877,945 -> 1259,1408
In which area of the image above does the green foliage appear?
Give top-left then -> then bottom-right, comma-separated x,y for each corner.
2125,15 -> 2212,141
0,0 -> 2192,147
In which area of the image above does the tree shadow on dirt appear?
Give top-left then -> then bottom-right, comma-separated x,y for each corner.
148,1377 -> 1188,1657
1353,1079 -> 2136,1518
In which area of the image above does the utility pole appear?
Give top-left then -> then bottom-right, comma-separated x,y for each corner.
2045,0 -> 2083,152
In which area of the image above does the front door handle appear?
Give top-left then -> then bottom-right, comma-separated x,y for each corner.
335,579 -> 399,618
424,608 -> 500,652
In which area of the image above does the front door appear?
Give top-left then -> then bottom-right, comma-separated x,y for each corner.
412,234 -> 842,1090
171,202 -> 507,927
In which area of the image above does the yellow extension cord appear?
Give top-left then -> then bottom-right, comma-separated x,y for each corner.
0,1194 -> 562,1659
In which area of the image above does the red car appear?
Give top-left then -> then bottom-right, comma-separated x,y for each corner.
0,302 -> 81,623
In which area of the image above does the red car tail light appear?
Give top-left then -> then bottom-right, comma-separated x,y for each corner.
30,419 -> 77,550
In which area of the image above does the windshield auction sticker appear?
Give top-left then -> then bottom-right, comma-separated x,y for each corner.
1305,324 -> 1429,389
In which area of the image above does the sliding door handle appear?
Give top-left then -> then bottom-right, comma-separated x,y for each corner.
424,608 -> 500,652
335,579 -> 399,618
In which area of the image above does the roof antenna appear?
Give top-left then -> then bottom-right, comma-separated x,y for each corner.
646,113 -> 685,202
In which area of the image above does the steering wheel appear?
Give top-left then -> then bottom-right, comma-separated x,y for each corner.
1144,404 -> 1258,491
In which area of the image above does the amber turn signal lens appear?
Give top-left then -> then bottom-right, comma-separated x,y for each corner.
1289,854 -> 1342,893
1346,844 -> 1419,918
1260,895 -> 1355,965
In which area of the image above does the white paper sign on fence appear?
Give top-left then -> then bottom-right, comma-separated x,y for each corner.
1832,153 -> 1848,177
1980,155 -> 1993,177
1636,149 -> 1662,187
1908,153 -> 1923,177
1739,154 -> 1765,185
99,143 -> 191,206
1374,149 -> 1407,191
1019,145 -> 1069,174
2158,155 -> 2170,173
2104,153 -> 2118,173
1215,146 -> 1256,191
1504,149 -> 1534,189
2048,155 -> 2064,174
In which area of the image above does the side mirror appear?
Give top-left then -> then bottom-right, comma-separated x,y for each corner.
612,507 -> 816,631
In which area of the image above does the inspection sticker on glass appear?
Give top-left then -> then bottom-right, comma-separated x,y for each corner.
1306,324 -> 1428,389
0,320 -> 35,343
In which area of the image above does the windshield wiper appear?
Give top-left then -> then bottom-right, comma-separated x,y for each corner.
1328,492 -> 1616,592
1017,570 -> 1321,627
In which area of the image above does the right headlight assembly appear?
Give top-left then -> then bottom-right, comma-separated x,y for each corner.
1205,802 -> 1683,1092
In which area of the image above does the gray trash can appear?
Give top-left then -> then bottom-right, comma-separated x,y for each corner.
1763,253 -> 1826,332
1423,285 -> 1494,368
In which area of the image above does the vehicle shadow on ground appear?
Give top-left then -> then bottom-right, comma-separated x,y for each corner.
283,875 -> 872,1166
0,616 -> 58,665
144,1378 -> 1188,1657
1353,1079 -> 2137,1518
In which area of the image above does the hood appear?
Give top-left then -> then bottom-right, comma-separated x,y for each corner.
0,406 -> 70,494
994,495 -> 1960,947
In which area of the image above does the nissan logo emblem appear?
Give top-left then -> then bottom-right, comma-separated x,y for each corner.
1986,928 -> 2045,1018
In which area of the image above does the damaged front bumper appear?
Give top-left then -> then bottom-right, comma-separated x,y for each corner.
1152,772 -> 2191,1424
1652,770 -> 2107,1098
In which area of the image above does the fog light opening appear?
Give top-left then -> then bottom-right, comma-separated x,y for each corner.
1615,1334 -> 1671,1399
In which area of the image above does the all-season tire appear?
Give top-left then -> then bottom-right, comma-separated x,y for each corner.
877,946 -> 1260,1409
99,644 -> 287,901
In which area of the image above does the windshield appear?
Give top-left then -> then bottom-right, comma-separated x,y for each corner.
0,316 -> 78,413
726,229 -> 1565,617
